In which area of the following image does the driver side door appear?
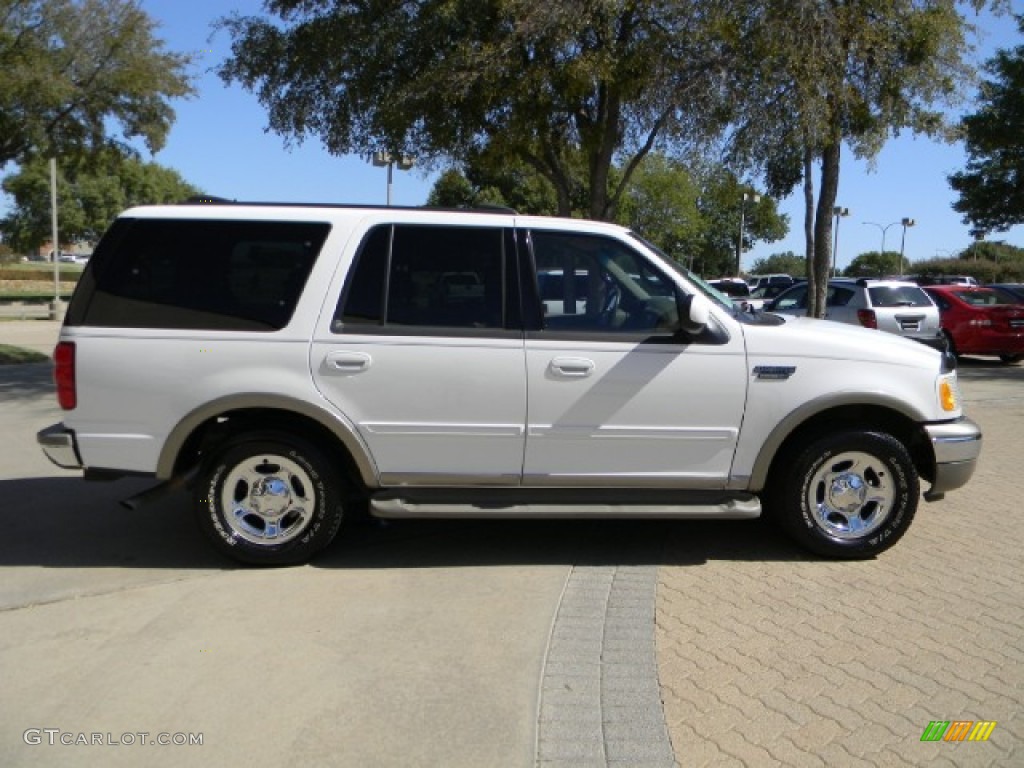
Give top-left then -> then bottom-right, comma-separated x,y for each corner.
521,229 -> 748,488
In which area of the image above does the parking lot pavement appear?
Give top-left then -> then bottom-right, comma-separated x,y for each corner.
0,319 -> 60,356
657,356 -> 1024,768
0,362 -> 580,768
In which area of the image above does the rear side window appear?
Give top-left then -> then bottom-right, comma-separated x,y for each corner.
335,224 -> 509,331
868,285 -> 932,308
68,218 -> 330,331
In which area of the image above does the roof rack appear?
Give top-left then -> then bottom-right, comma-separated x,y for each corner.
176,197 -> 519,215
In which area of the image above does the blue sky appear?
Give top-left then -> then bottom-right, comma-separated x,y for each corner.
26,1 -> 1024,272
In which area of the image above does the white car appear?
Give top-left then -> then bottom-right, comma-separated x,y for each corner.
38,204 -> 980,564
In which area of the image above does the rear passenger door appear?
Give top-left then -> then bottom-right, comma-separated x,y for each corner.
311,220 -> 526,486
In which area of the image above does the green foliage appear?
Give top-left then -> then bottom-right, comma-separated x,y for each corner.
750,252 -> 807,278
843,251 -> 904,278
0,0 -> 194,166
1,154 -> 201,251
911,257 -> 1024,282
950,16 -> 1024,232
218,1 -> 737,221
961,240 -> 1024,263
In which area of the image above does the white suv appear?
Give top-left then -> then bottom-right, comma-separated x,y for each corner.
38,203 -> 981,564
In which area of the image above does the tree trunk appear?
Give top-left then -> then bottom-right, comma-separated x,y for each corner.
812,141 -> 840,318
802,145 -> 816,315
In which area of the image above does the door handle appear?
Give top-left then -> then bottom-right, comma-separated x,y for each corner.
550,357 -> 595,377
324,351 -> 372,372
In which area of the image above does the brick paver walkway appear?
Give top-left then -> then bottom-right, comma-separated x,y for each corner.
657,361 -> 1022,767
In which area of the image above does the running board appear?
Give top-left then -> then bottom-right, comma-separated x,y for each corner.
370,492 -> 761,520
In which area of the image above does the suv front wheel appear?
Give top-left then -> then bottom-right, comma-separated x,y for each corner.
195,432 -> 344,565
771,431 -> 919,558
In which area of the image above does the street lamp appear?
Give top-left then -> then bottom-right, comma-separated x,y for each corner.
862,220 -> 902,275
832,206 -> 849,277
371,151 -> 414,206
899,217 -> 915,276
735,192 -> 760,276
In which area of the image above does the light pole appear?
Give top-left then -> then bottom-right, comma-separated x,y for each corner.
371,151 -> 414,206
735,192 -> 760,276
832,206 -> 849,277
899,217 -> 915,276
49,156 -> 61,320
862,220 -> 901,275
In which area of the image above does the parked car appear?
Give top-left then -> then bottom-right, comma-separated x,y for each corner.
748,274 -> 795,291
37,202 -> 980,564
922,284 -> 1024,364
906,274 -> 979,287
767,278 -> 946,351
707,278 -> 762,312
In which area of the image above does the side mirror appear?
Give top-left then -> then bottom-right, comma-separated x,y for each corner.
678,293 -> 710,335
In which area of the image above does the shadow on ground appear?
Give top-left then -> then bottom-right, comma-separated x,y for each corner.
1,476 -> 814,571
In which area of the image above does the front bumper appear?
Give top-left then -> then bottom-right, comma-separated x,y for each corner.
923,418 -> 982,499
37,423 -> 83,470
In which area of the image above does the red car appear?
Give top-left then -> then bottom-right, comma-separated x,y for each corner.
923,285 -> 1024,364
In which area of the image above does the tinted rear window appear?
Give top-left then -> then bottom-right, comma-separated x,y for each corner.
67,218 -> 330,331
867,285 -> 932,308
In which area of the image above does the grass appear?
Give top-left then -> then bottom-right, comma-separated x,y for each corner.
0,344 -> 49,364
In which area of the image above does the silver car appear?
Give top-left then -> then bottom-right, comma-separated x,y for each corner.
768,278 -> 946,350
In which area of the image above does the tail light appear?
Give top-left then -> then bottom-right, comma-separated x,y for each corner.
54,341 -> 76,410
856,309 -> 877,329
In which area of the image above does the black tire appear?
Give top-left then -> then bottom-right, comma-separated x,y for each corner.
195,432 -> 345,565
768,431 -> 919,559
999,353 -> 1023,364
943,331 -> 958,358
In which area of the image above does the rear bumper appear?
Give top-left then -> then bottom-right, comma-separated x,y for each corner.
37,423 -> 83,470
923,418 -> 982,499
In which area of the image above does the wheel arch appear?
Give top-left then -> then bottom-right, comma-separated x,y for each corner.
157,393 -> 379,490
750,399 -> 931,492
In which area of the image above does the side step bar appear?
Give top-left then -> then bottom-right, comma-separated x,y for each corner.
370,491 -> 761,520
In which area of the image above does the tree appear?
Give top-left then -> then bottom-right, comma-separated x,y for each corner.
949,15 -> 1024,232
218,1 -> 739,221
750,252 -> 807,278
1,153 -> 201,251
0,0 -> 193,166
843,251 -> 903,278
728,0 -> 997,318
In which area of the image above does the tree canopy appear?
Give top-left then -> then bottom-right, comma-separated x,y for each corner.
1,153 -> 201,251
949,14 -> 1024,233
728,0 -> 997,317
0,0 -> 193,166
218,0 -> 737,221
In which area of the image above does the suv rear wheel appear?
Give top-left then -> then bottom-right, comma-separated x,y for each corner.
195,432 -> 344,565
771,431 -> 919,558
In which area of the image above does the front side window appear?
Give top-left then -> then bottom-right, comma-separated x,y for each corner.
69,218 -> 330,331
336,224 -> 506,331
529,231 -> 678,333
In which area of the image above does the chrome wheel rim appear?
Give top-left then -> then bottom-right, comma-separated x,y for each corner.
220,454 -> 314,546
808,450 -> 895,540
